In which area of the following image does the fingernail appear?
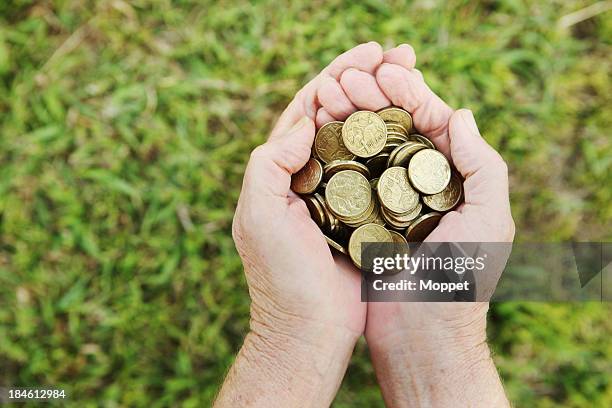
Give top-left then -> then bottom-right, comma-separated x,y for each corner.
290,116 -> 310,133
460,109 -> 480,136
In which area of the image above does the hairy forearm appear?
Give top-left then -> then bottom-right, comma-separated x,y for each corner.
369,321 -> 509,407
215,323 -> 358,407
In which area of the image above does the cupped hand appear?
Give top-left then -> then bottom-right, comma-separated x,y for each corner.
315,45 -> 515,353
232,42 -> 403,346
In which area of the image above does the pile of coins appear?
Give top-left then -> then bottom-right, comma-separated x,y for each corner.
290,107 -> 463,268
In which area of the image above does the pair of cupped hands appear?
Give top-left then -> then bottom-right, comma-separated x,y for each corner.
228,42 -> 514,406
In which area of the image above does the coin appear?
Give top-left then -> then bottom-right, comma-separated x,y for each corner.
314,192 -> 336,231
348,223 -> 393,268
423,171 -> 463,212
369,178 -> 379,190
291,157 -> 323,194
386,123 -> 409,135
386,133 -> 409,145
348,199 -> 382,228
388,141 -> 428,167
325,170 -> 372,219
408,149 -> 451,194
388,230 -> 408,245
325,234 -> 347,254
381,202 -> 422,229
302,195 -> 326,228
407,134 -> 435,149
342,194 -> 376,227
324,160 -> 370,180
370,206 -> 386,226
314,121 -> 355,163
377,106 -> 413,131
342,111 -> 387,158
405,212 -> 442,242
377,167 -> 419,214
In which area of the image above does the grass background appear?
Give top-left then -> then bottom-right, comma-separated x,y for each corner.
0,0 -> 610,406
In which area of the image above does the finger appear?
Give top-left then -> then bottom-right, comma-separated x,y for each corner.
327,41 -> 384,79
376,63 -> 454,157
448,109 -> 510,211
244,117 -> 315,199
382,44 -> 417,69
317,76 -> 357,120
316,107 -> 337,128
271,42 -> 384,139
340,68 -> 390,111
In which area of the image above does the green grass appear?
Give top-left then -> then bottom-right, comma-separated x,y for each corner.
0,0 -> 610,406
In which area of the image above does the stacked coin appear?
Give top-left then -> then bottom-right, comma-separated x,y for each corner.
291,107 -> 464,268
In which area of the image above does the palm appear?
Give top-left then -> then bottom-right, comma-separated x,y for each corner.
279,195 -> 365,334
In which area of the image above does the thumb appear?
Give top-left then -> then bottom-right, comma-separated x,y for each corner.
448,109 -> 510,207
242,117 -> 315,199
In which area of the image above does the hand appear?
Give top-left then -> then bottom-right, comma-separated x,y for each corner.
232,42 -> 388,344
363,63 -> 515,353
316,47 -> 514,407
218,42 -> 402,407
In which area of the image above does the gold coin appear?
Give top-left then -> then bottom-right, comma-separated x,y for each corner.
381,202 -> 422,229
423,171 -> 463,212
290,157 -> 323,194
314,121 -> 355,163
386,133 -> 409,144
406,134 -> 435,149
382,142 -> 402,154
342,195 -> 376,226
348,223 -> 393,268
408,149 -> 451,194
377,167 -> 419,214
388,230 -> 408,245
365,154 -> 390,179
388,141 -> 428,167
386,123 -> 409,135
324,160 -> 370,180
370,206 -> 386,226
346,205 -> 379,228
314,192 -> 336,231
342,111 -> 387,158
301,195 -> 326,228
386,144 -> 403,167
405,212 -> 442,242
325,234 -> 347,254
325,170 -> 372,219
377,107 -> 413,131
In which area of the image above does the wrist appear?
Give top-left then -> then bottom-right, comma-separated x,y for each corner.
367,303 -> 509,407
249,299 -> 362,351
215,315 -> 358,407
366,302 -> 488,354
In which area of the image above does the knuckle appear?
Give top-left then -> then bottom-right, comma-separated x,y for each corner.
294,143 -> 312,162
496,155 -> 509,175
485,151 -> 508,177
249,144 -> 269,162
376,63 -> 394,82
